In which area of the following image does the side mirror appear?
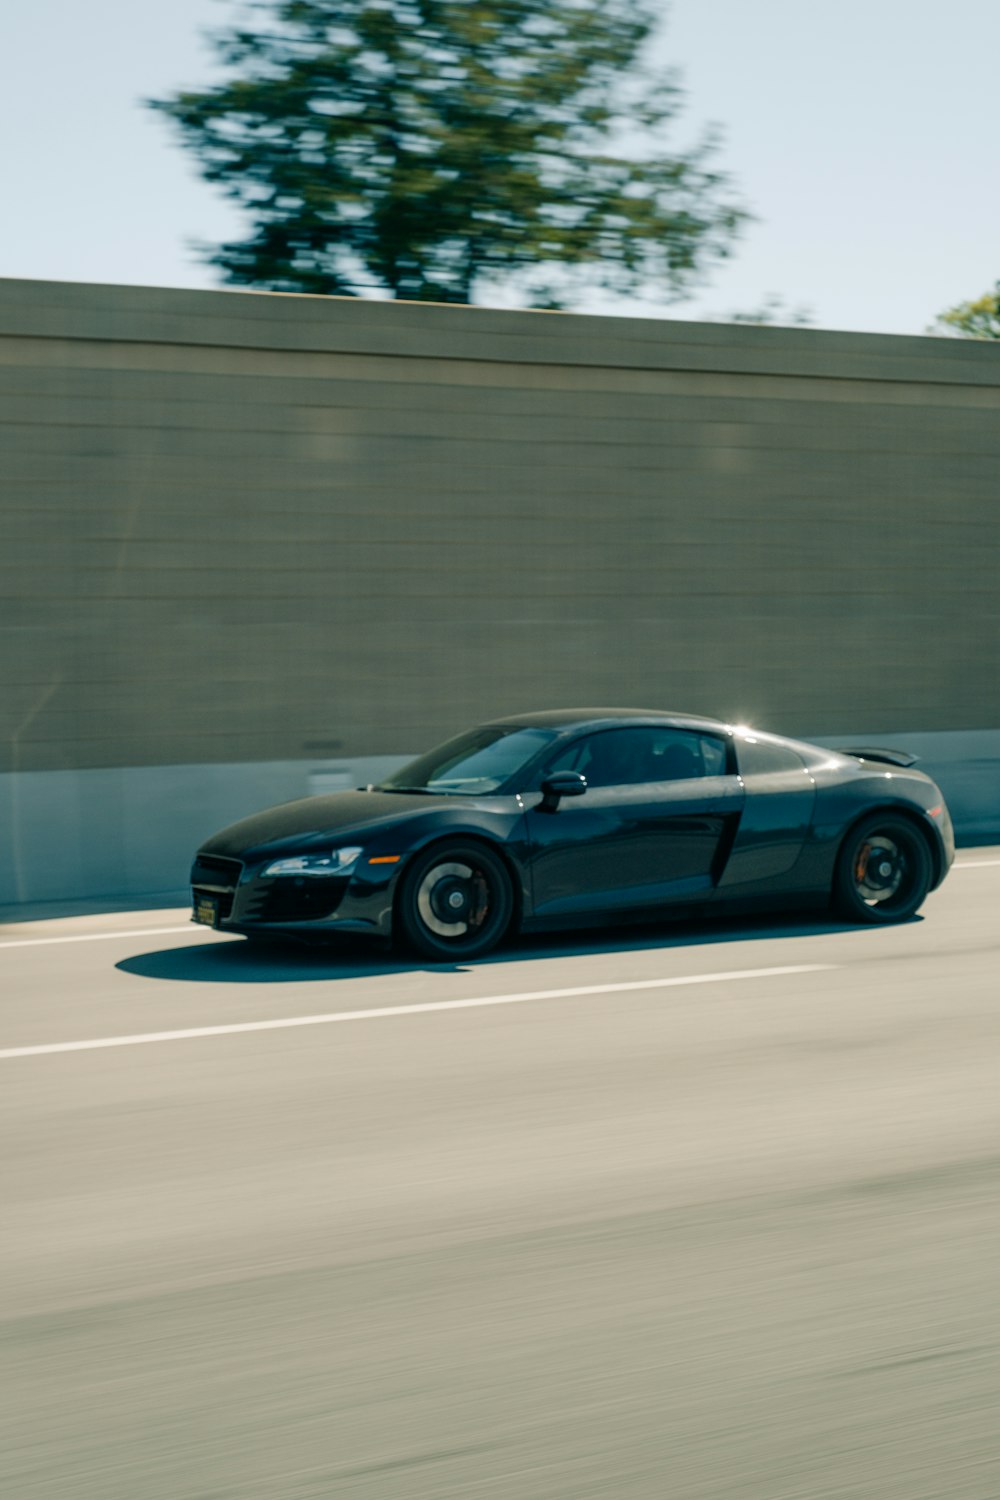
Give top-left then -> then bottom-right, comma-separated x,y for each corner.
540,771 -> 588,811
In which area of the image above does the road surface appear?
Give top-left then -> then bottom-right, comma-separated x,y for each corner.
2,854 -> 999,1499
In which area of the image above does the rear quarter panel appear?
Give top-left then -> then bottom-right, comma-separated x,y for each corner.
793,753 -> 953,892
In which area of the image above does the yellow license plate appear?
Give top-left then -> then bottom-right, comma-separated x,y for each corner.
193,896 -> 219,927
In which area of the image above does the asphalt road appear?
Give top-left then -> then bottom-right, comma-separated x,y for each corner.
2,854 -> 999,1500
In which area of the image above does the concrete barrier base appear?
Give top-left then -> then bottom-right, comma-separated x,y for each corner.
0,755 -> 410,910
2,731 -> 997,912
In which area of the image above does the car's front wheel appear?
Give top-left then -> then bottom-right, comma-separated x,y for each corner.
833,815 -> 933,923
396,842 -> 513,960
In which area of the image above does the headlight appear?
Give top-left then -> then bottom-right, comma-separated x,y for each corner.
262,846 -> 364,878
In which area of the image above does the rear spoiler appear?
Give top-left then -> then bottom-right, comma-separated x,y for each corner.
836,746 -> 919,768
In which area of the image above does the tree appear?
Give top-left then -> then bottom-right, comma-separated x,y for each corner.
151,0 -> 748,307
933,283 -> 1000,339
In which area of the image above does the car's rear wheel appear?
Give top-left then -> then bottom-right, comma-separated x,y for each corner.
396,842 -> 513,960
833,814 -> 932,923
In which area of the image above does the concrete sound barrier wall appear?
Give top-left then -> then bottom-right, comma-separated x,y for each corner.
1,278 -> 998,906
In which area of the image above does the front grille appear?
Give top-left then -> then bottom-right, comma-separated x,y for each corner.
243,878 -> 348,924
191,853 -> 243,922
190,853 -> 244,890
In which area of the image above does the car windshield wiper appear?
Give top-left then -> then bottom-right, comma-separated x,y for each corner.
373,785 -> 441,795
427,779 -> 498,791
374,783 -> 500,796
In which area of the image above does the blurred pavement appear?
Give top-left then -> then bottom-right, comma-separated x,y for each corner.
2,855 -> 999,1498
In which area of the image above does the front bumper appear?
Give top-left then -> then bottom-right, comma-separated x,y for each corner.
190,851 -> 397,938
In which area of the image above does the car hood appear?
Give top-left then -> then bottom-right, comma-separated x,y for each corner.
200,789 -> 487,859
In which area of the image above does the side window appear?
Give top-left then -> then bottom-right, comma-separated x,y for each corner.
545,728 -> 729,788
736,735 -> 808,777
694,735 -> 729,777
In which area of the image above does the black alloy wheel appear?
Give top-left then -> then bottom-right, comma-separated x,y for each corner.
833,815 -> 933,924
396,842 -> 514,960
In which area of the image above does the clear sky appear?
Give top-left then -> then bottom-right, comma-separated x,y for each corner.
3,0 -> 998,334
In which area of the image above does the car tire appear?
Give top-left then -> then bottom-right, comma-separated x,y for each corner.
396,842 -> 513,960
833,814 -> 933,924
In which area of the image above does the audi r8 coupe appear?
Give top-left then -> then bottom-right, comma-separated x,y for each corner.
190,709 -> 955,959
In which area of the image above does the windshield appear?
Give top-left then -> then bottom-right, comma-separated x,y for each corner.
377,725 -> 556,795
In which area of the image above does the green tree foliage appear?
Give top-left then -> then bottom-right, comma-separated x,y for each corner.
151,0 -> 748,306
933,283 -> 1000,339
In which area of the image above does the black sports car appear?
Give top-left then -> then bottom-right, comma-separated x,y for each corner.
190,709 -> 955,959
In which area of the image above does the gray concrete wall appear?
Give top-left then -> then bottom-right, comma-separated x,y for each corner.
3,278 -> 1000,773
1,277 -> 999,904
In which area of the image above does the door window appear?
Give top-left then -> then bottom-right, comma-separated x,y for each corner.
545,728 -> 729,788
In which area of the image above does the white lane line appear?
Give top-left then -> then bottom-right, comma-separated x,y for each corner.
0,964 -> 833,1061
0,925 -> 210,951
953,859 -> 1000,869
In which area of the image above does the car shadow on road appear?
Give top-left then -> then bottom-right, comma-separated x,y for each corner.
115,909 -> 899,985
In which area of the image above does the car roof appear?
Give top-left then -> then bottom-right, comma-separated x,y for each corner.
485,708 -> 732,735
